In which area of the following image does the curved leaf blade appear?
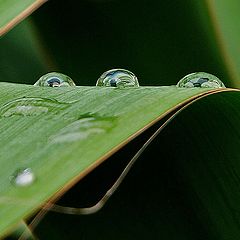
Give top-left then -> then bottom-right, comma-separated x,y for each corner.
35,90 -> 240,240
0,0 -> 46,36
0,82 -> 232,237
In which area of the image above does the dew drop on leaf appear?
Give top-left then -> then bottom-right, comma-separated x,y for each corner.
11,168 -> 35,187
34,72 -> 76,87
96,69 -> 139,88
0,97 -> 68,117
177,72 -> 225,88
50,115 -> 116,143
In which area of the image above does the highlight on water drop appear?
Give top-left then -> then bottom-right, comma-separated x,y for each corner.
96,69 -> 139,88
11,168 -> 35,187
176,72 -> 225,88
34,72 -> 76,87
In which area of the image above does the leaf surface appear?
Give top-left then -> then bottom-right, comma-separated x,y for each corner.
0,82 -> 224,237
36,90 -> 240,240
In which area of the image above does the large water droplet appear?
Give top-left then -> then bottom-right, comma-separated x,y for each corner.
34,72 -> 76,87
96,69 -> 139,88
11,168 -> 35,187
50,115 -> 115,143
0,97 -> 68,117
177,72 -> 225,88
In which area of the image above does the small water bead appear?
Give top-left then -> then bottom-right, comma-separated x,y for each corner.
50,115 -> 116,143
34,72 -> 76,87
11,168 -> 35,187
96,69 -> 139,87
177,72 -> 225,88
0,97 -> 68,117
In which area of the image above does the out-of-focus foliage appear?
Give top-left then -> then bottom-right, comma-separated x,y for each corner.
0,20 -> 48,84
0,0 -> 233,86
0,0 -> 46,35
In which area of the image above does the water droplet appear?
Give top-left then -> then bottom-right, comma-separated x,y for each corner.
11,168 -> 35,187
0,97 -> 69,117
34,72 -> 76,87
96,69 -> 139,88
50,115 -> 115,143
177,72 -> 225,88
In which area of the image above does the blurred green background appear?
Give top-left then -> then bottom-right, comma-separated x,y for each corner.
0,0 -> 231,86
1,1 -> 240,239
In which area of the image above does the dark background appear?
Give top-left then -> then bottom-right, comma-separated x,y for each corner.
0,0 -> 230,86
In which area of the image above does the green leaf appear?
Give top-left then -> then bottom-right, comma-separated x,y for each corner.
7,220 -> 35,239
36,90 -> 240,240
0,82 -> 222,238
205,0 -> 240,87
0,0 -> 46,36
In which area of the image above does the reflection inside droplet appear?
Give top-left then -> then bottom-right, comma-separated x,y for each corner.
47,77 -> 61,87
177,72 -> 225,88
11,168 -> 35,187
34,72 -> 76,87
96,69 -> 139,88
